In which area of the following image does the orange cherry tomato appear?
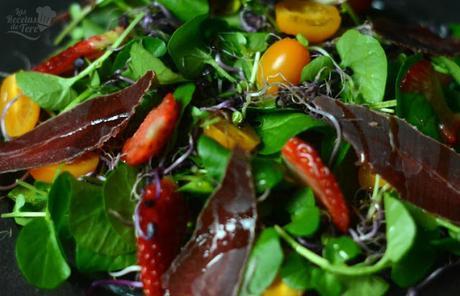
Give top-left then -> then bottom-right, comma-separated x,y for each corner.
276,0 -> 341,43
30,152 -> 100,183
257,38 -> 310,94
358,163 -> 388,190
264,278 -> 303,296
0,74 -> 40,137
203,118 -> 260,152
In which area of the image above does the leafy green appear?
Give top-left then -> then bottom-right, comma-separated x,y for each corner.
69,179 -> 136,256
173,82 -> 196,115
48,173 -> 73,237
16,72 -> 76,110
310,269 -> 342,296
254,112 -> 325,155
197,136 -> 231,182
157,0 -> 209,22
75,245 -> 136,273
323,236 -> 362,265
301,56 -> 333,83
342,276 -> 389,296
251,157 -> 284,193
285,189 -> 320,237
168,16 -> 234,81
129,43 -> 185,84
142,36 -> 167,57
16,218 -> 71,289
280,252 -> 311,290
337,29 -> 388,103
103,163 -> 137,242
433,56 -> 460,84
240,228 -> 284,296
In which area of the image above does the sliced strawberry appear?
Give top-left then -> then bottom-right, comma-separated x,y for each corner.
122,93 -> 180,166
137,178 -> 188,296
33,27 -> 122,75
400,59 -> 460,145
281,137 -> 350,233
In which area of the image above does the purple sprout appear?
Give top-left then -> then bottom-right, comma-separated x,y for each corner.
87,279 -> 143,296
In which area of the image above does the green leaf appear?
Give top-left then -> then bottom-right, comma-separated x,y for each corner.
173,82 -> 196,115
450,23 -> 460,38
433,56 -> 460,85
69,180 -> 136,256
48,173 -> 73,237
16,218 -> 71,289
310,269 -> 342,296
197,136 -> 231,182
383,193 -> 417,263
337,29 -> 388,103
280,252 -> 311,290
129,43 -> 185,85
75,245 -> 136,273
157,0 -> 209,22
251,157 -> 284,193
342,276 -> 389,296
285,189 -> 320,237
103,163 -> 137,242
240,228 -> 284,296
254,112 -> 325,155
301,56 -> 333,83
16,71 -> 75,110
142,36 -> 167,57
323,236 -> 362,265
167,15 -> 211,78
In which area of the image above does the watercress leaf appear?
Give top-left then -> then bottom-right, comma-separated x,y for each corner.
112,39 -> 136,73
342,276 -> 389,296
197,135 -> 231,182
433,56 -> 460,85
173,82 -> 196,115
129,43 -> 185,85
285,189 -> 320,237
48,173 -> 73,237
251,157 -> 284,193
75,244 -> 136,273
16,71 -> 76,111
240,228 -> 284,296
167,15 -> 211,78
280,252 -> 311,290
7,184 -> 47,206
337,29 -> 388,103
254,112 -> 325,155
103,163 -> 137,242
16,218 -> 71,289
246,32 -> 269,53
301,56 -> 333,83
323,236 -> 362,265
450,23 -> 460,38
310,269 -> 342,296
69,180 -> 136,256
142,36 -> 167,57
157,0 -> 209,22
383,192 -> 416,263
178,176 -> 214,194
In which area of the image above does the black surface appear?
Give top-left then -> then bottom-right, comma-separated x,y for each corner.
1,0 -> 460,296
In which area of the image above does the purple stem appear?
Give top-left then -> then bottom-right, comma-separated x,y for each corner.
87,279 -> 143,295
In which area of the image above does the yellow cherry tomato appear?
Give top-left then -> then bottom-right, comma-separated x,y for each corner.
257,38 -> 310,94
203,118 -> 260,152
358,163 -> 388,190
30,152 -> 100,183
276,0 -> 341,43
0,74 -> 40,137
264,278 -> 303,296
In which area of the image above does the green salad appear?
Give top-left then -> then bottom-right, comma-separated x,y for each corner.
1,0 -> 460,295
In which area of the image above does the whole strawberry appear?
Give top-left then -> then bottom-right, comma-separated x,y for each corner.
136,178 -> 188,296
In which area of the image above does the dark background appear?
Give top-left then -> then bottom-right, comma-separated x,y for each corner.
0,0 -> 460,295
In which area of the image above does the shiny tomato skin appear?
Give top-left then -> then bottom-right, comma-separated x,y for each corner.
257,38 -> 310,95
276,0 -> 341,43
0,74 -> 40,137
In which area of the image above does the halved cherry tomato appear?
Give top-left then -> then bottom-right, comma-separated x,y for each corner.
276,0 -> 341,43
264,278 -> 303,296
203,117 -> 260,152
0,74 -> 40,137
257,38 -> 310,94
30,152 -> 100,183
358,163 -> 388,190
